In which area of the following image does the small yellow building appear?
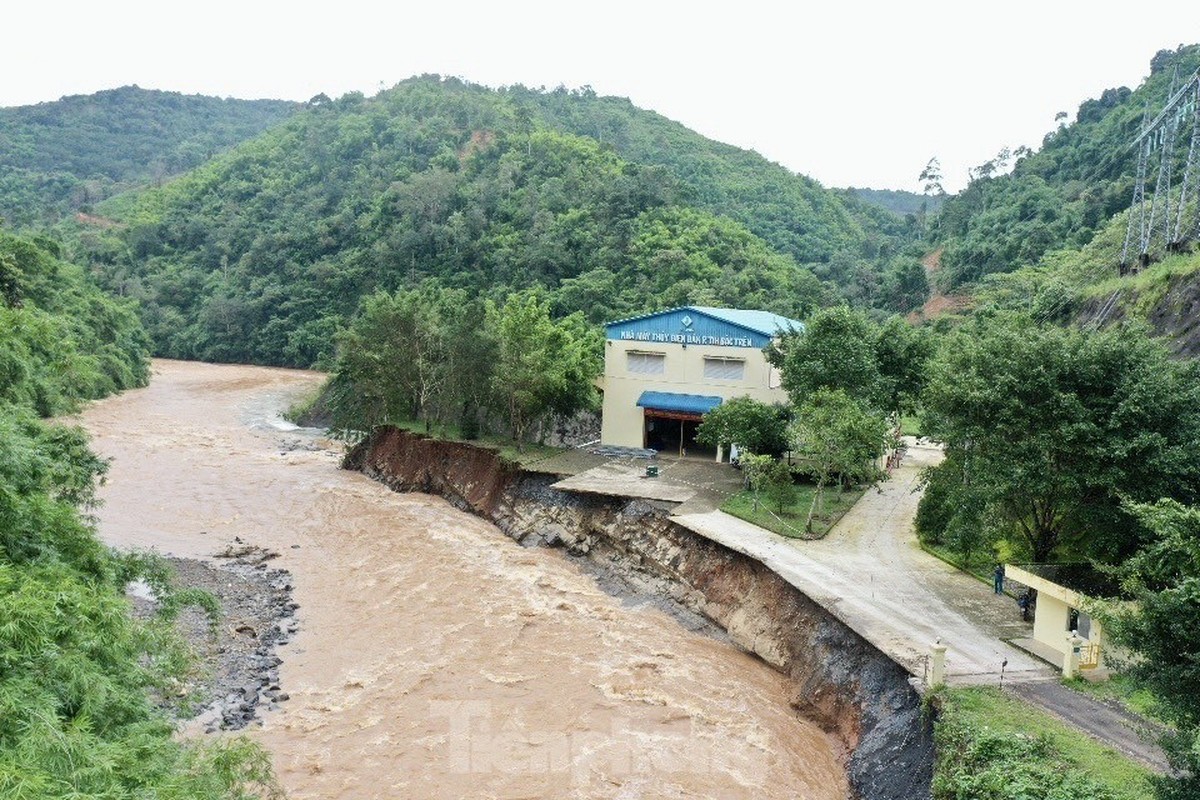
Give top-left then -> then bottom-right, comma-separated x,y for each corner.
599,306 -> 802,455
1006,563 -> 1117,677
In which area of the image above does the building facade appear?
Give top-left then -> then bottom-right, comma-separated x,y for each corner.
599,306 -> 803,454
1005,563 -> 1113,677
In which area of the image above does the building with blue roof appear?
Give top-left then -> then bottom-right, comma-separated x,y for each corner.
600,306 -> 803,456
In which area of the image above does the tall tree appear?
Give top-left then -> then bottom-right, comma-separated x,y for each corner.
791,388 -> 889,533
770,306 -> 884,411
919,157 -> 945,197
921,315 -> 1200,562
488,291 -> 598,448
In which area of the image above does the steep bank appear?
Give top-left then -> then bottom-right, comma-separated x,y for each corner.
1078,268 -> 1200,358
346,427 -> 934,800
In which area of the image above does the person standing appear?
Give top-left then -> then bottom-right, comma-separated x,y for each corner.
993,563 -> 1005,595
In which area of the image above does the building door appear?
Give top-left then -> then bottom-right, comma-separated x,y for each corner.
643,411 -> 712,457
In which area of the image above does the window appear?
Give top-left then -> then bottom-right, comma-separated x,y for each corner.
627,351 -> 665,375
703,357 -> 745,381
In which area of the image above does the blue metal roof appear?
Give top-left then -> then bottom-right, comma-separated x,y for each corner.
636,391 -> 723,415
605,306 -> 804,338
689,307 -> 804,336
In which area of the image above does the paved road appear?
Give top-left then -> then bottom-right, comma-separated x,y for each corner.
673,439 -> 1169,771
1012,681 -> 1169,771
674,441 -> 1051,682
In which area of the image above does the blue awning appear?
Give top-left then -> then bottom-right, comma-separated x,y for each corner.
636,391 -> 723,415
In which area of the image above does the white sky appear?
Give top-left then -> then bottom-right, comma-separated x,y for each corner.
5,1 -> 1200,192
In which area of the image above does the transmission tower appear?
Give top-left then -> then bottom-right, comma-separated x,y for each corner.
1120,66 -> 1200,274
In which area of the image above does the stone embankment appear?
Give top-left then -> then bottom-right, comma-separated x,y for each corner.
346,428 -> 935,800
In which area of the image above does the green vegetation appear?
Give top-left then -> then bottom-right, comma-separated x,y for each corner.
1106,499 -> 1200,797
0,232 -> 150,414
70,76 -> 926,367
790,388 -> 888,533
325,283 -> 599,448
914,310 -> 1200,796
0,86 -> 296,228
721,484 -> 864,539
770,306 -> 932,416
694,396 -> 790,456
931,45 -> 1200,292
917,314 -> 1200,564
933,687 -> 1151,800
848,186 -> 945,218
0,230 -> 276,797
1062,674 -> 1161,722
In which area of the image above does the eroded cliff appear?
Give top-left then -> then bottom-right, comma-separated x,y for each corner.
345,428 -> 934,800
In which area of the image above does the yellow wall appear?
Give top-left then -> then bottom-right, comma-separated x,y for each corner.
600,339 -> 787,448
1032,594 -> 1072,655
1007,564 -> 1108,669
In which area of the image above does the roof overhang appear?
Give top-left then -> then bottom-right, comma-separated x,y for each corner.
636,391 -> 722,416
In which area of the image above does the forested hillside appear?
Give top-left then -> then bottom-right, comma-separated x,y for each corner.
74,77 -> 925,367
0,233 -> 149,411
848,187 -> 944,218
0,232 -> 278,797
931,44 -> 1200,291
0,86 -> 297,228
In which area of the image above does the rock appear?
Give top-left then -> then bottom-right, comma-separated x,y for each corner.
129,554 -> 296,733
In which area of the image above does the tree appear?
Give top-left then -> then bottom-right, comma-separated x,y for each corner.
874,315 -> 935,416
1108,499 -> 1200,798
488,291 -> 599,448
921,315 -> 1200,563
791,388 -> 889,533
694,396 -> 789,456
738,453 -> 774,512
763,458 -> 798,515
327,289 -> 447,433
770,306 -> 884,411
919,157 -> 945,196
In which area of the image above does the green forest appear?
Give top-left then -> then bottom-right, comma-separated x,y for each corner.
4,39 -> 1200,800
43,76 -> 927,367
0,232 -> 277,797
0,86 -> 296,229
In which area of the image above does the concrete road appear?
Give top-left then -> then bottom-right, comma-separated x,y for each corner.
673,440 -> 1053,684
672,440 -> 1172,770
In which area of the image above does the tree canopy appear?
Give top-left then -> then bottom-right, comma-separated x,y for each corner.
67,76 -> 923,368
919,314 -> 1200,562
325,284 -> 599,446
0,86 -> 296,228
1108,499 -> 1200,798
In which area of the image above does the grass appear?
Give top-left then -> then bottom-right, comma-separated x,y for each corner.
1063,673 -> 1164,722
900,414 -> 923,437
1079,248 -> 1200,316
935,686 -> 1153,800
721,483 -> 865,539
374,416 -> 569,468
921,541 -> 995,584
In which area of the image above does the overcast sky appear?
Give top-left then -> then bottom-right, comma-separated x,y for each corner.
6,2 -> 1199,192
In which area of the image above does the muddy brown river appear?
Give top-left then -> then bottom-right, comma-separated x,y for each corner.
81,359 -> 847,799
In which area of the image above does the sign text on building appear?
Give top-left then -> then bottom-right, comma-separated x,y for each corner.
619,330 -> 755,347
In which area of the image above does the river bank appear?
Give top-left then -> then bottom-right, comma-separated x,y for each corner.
347,426 -> 936,800
83,359 -> 849,799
